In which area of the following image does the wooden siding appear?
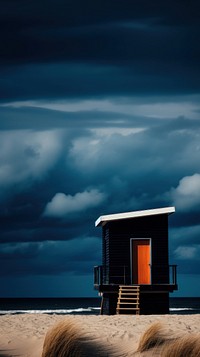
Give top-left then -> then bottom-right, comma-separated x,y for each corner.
102,214 -> 170,285
102,227 -> 110,284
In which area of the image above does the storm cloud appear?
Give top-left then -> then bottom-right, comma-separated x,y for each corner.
0,0 -> 200,297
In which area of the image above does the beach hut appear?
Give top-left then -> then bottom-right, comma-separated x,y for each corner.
94,207 -> 178,315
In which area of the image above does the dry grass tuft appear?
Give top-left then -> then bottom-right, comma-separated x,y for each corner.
42,318 -> 118,357
42,317 -> 200,357
137,322 -> 172,353
161,334 -> 200,357
42,319 -> 82,357
137,324 -> 200,356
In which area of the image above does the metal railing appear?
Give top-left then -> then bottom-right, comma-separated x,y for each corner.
94,264 -> 177,286
94,265 -> 129,285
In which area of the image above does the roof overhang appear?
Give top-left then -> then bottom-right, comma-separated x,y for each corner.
95,206 -> 175,227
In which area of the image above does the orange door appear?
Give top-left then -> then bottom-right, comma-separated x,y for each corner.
132,239 -> 151,284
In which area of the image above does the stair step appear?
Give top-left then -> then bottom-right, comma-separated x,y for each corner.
117,301 -> 139,304
117,302 -> 138,305
120,288 -> 140,293
116,285 -> 140,315
120,289 -> 139,293
120,291 -> 139,295
119,293 -> 139,299
118,294 -> 139,299
119,292 -> 139,296
117,307 -> 139,310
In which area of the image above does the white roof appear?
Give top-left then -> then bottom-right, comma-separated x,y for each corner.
95,206 -> 175,227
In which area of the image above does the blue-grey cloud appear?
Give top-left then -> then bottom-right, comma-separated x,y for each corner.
43,189 -> 106,218
166,174 -> 200,212
1,61 -> 199,102
0,237 -> 101,276
0,0 -> 200,102
0,0 -> 200,297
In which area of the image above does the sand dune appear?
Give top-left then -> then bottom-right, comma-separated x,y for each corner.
0,314 -> 200,356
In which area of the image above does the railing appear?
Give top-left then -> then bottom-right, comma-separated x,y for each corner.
94,265 -> 177,286
150,265 -> 178,285
94,265 -> 129,285
171,264 -> 177,285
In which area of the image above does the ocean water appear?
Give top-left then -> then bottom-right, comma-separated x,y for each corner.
0,298 -> 101,315
0,297 -> 200,315
170,297 -> 200,314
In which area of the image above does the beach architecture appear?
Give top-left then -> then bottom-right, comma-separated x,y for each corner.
94,207 -> 178,315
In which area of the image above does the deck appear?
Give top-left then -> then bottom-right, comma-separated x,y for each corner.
94,264 -> 178,293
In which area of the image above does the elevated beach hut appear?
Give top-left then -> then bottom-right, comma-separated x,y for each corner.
94,207 -> 178,315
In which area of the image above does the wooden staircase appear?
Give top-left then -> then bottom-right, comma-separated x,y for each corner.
116,285 -> 140,315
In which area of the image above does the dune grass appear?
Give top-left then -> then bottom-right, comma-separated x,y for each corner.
42,318 -> 200,357
42,318 -> 120,357
137,322 -> 173,353
161,334 -> 200,357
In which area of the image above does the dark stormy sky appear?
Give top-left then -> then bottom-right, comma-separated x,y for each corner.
0,0 -> 200,297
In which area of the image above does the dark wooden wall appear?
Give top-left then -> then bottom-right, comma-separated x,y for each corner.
102,214 -> 169,285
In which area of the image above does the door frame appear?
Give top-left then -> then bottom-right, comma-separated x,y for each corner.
130,238 -> 152,284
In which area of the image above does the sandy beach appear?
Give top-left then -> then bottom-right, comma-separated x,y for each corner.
0,314 -> 200,356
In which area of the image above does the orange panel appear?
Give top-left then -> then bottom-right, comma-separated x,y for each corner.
137,244 -> 150,284
132,240 -> 150,284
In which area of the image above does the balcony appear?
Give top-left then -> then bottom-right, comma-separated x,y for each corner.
94,264 -> 177,288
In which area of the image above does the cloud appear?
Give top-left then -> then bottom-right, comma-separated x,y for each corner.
168,174 -> 200,211
1,1 -> 199,68
0,0 -> 200,297
0,236 -> 101,277
1,59 -> 200,103
0,0 -> 199,105
0,103 -> 150,131
43,189 -> 106,218
174,246 -> 198,260
0,130 -> 63,192
171,225 -> 200,246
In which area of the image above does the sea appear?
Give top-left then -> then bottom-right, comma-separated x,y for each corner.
0,297 -> 200,315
